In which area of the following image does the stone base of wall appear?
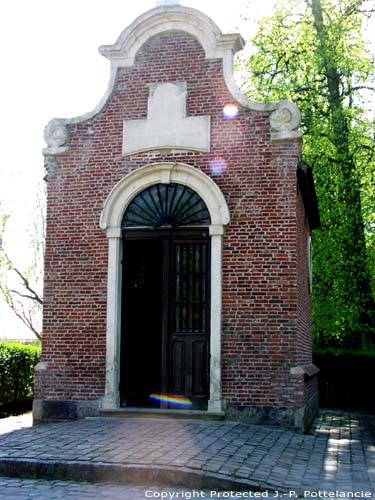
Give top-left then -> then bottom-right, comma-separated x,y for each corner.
226,405 -> 296,429
296,391 -> 319,432
226,398 -> 319,432
32,399 -> 100,423
33,397 -> 319,432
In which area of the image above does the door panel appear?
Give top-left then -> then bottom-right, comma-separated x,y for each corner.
169,240 -> 210,409
192,340 -> 208,395
170,341 -> 185,394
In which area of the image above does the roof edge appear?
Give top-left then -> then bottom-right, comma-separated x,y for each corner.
297,161 -> 321,230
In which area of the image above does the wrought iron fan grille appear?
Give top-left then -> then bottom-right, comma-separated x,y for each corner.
122,183 -> 211,228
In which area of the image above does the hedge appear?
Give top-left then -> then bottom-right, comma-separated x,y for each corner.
0,342 -> 41,417
313,349 -> 375,411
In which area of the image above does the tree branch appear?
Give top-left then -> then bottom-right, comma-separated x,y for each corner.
345,85 -> 375,95
9,288 -> 43,304
1,249 -> 43,305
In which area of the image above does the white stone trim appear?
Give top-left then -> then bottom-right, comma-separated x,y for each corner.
100,162 -> 229,411
34,361 -> 48,371
99,6 -> 244,66
43,69 -> 118,156
208,227 -> 224,412
222,52 -> 302,141
43,5 -> 301,156
101,233 -> 122,410
100,162 -> 230,229
290,364 -> 319,377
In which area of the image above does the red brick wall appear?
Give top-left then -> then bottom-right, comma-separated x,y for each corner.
36,30 -> 309,413
297,188 -> 313,366
296,188 -> 318,407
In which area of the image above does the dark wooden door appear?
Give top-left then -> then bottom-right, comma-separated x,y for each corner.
168,240 -> 210,410
121,231 -> 210,410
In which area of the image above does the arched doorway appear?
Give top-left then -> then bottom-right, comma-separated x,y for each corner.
121,183 -> 211,409
100,163 -> 229,413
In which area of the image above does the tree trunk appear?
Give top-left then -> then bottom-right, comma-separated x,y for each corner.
309,0 -> 375,347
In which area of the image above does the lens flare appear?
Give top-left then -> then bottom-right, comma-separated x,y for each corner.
223,103 -> 239,119
149,393 -> 192,408
209,158 -> 228,176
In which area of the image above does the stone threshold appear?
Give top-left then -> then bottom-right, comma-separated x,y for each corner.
99,407 -> 225,421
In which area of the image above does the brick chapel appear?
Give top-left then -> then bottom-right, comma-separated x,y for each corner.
34,3 -> 320,431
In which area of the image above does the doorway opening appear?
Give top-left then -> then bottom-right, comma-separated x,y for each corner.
120,183 -> 211,411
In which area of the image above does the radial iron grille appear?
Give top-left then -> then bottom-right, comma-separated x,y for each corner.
122,183 -> 211,228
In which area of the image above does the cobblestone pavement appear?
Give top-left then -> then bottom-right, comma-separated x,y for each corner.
0,477 -> 242,500
0,410 -> 374,498
0,477 -> 178,499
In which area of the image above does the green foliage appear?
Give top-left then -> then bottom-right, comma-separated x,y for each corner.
0,341 -> 41,417
238,0 -> 375,348
314,347 -> 375,358
313,349 -> 375,409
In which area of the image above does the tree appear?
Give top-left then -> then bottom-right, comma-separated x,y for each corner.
237,0 -> 375,348
0,189 -> 45,340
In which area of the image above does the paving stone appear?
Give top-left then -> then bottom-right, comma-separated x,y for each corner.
0,409 -> 374,495
0,477 -> 230,500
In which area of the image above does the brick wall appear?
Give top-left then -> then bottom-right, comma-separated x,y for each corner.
296,187 -> 318,409
297,188 -> 313,367
36,30 -> 312,423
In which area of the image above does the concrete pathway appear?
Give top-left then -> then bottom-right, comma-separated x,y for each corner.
0,409 -> 374,498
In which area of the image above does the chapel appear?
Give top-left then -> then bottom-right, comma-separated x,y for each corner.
34,2 -> 320,430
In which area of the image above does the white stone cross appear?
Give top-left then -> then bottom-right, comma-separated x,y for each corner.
122,82 -> 210,156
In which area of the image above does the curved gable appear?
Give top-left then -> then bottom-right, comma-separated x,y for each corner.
43,5 -> 302,156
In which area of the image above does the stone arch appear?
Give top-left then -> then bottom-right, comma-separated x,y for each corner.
100,162 -> 229,413
100,162 -> 229,230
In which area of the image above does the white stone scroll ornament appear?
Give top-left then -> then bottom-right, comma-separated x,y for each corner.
269,101 -> 301,141
43,118 -> 69,155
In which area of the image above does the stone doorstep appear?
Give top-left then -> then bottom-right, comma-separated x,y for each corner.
0,458 -> 277,493
99,408 -> 226,421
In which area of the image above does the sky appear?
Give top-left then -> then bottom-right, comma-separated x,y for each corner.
0,0 -> 278,339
